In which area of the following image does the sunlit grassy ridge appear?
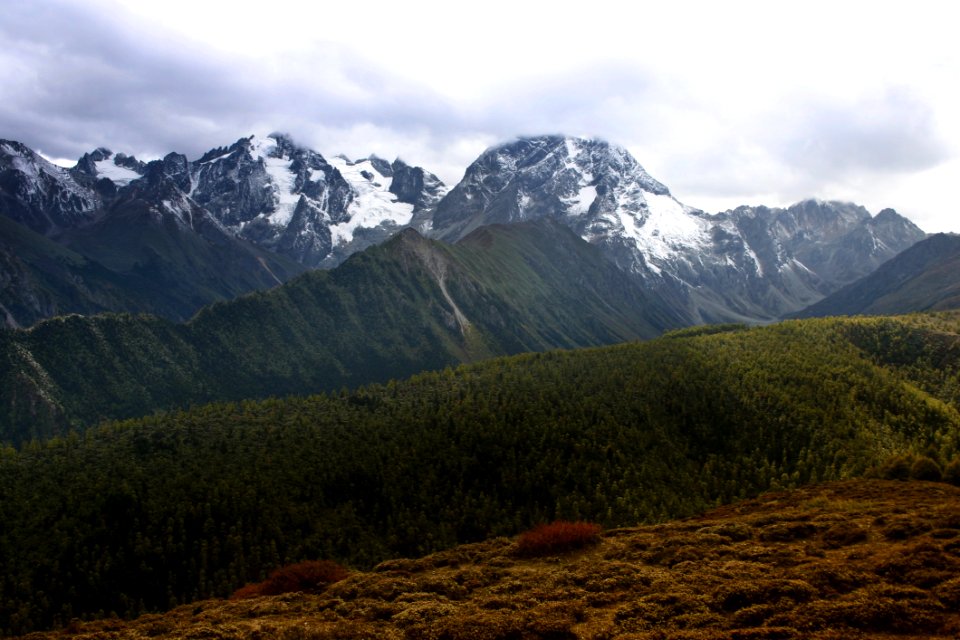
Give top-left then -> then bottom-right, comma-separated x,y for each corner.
19,479 -> 960,640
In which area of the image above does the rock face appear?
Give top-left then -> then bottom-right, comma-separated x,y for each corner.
428,135 -> 926,322
389,158 -> 447,210
0,140 -> 101,235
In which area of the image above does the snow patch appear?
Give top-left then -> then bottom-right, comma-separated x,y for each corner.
248,135 -> 276,159
263,155 -> 299,227
565,184 -> 596,215
744,244 -> 763,276
3,144 -> 42,181
617,191 -> 711,269
161,198 -> 192,227
327,156 -> 414,246
94,159 -> 140,186
198,149 -> 233,165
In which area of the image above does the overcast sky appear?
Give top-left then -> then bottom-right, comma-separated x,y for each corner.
3,0 -> 958,231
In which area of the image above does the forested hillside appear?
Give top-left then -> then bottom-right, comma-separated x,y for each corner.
3,314 -> 960,635
0,220 -> 685,445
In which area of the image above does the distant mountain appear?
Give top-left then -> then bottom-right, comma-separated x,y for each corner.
793,232 -> 960,317
1,133 -> 928,327
0,140 -> 100,234
0,135 -> 446,327
0,219 -> 688,444
429,135 -> 926,322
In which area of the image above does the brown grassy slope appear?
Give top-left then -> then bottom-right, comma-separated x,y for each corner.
25,479 -> 960,640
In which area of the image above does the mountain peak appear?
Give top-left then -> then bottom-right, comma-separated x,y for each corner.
430,133 -> 676,245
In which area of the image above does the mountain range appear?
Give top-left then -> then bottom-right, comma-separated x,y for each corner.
1,133 -> 927,329
3,130 -> 960,639
794,232 -> 960,318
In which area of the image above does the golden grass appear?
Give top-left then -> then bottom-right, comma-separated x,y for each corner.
19,479 -> 960,640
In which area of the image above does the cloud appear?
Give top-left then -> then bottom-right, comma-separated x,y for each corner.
2,0 -> 958,231
770,88 -> 949,177
0,0 -> 467,166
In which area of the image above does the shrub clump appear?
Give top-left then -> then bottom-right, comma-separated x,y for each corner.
942,458 -> 960,486
514,521 -> 602,557
879,454 -> 915,481
231,559 -> 350,599
910,456 -> 943,482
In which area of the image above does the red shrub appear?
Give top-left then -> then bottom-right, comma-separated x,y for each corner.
229,582 -> 265,600
231,559 -> 350,599
514,520 -> 603,557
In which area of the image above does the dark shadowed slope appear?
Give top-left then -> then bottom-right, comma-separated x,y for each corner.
794,233 -> 960,318
0,219 -> 687,444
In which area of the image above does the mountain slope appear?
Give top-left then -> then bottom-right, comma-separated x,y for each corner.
0,219 -> 687,444
21,479 -> 960,640
794,233 -> 960,317
0,140 -> 101,235
0,214 -> 144,328
3,315 -> 960,634
429,136 -> 926,322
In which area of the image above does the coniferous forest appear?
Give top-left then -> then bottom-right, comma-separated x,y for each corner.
3,314 -> 960,635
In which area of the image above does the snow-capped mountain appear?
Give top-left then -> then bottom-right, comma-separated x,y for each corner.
187,133 -> 447,267
0,139 -> 101,234
0,139 -> 307,327
0,132 -> 928,327
429,135 -> 925,321
0,134 -> 450,326
3,133 -> 448,268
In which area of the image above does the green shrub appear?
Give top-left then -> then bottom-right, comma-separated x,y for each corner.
879,455 -> 915,481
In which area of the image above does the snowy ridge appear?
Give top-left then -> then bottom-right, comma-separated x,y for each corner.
616,192 -> 711,267
2,141 -> 90,200
2,133 -> 925,324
